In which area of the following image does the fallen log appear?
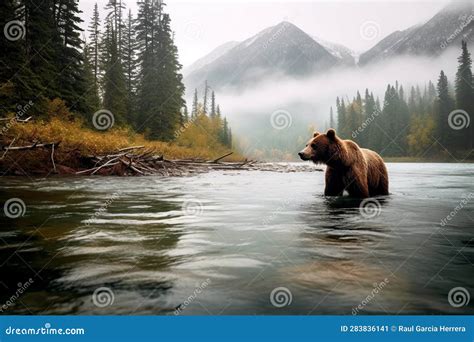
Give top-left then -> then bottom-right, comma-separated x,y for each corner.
211,152 -> 233,163
2,141 -> 60,151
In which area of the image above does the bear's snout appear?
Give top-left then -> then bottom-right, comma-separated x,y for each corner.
298,151 -> 310,160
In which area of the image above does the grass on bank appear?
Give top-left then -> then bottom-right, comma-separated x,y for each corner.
0,107 -> 241,174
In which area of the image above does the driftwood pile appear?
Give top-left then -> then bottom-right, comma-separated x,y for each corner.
1,142 -> 322,176
76,146 -> 322,176
76,146 -> 254,176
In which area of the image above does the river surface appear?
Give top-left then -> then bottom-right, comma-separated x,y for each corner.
0,163 -> 473,315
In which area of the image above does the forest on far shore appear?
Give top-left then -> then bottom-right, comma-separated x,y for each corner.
327,41 -> 473,159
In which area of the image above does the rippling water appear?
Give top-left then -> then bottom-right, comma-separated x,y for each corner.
0,163 -> 473,315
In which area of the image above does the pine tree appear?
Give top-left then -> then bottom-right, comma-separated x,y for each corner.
101,19 -> 127,123
0,0 -> 26,114
122,9 -> 138,125
135,0 -> 185,140
191,88 -> 199,118
454,40 -> 473,150
436,70 -> 455,148
56,0 -> 89,113
182,106 -> 189,122
210,91 -> 216,118
329,107 -> 335,129
24,0 -> 62,102
82,41 -> 101,116
336,97 -> 347,138
221,117 -> 229,146
87,3 -> 101,86
105,0 -> 125,57
202,80 -> 209,115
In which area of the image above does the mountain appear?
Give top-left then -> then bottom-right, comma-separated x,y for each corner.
183,41 -> 239,76
184,21 -> 341,92
359,1 -> 474,65
312,36 -> 356,66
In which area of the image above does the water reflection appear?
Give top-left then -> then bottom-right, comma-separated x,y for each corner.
0,163 -> 473,315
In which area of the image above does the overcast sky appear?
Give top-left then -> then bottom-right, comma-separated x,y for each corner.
78,0 -> 452,67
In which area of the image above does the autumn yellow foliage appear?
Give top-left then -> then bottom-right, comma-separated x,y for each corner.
1,97 -> 240,173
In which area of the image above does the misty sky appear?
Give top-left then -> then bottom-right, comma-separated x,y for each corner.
78,0 -> 452,67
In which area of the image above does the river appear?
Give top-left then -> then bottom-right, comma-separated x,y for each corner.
0,163 -> 473,315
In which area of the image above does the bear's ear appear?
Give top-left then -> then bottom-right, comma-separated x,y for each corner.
326,129 -> 336,140
313,131 -> 320,138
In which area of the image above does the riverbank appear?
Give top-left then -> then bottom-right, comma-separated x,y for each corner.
0,118 -> 324,176
0,118 -> 243,176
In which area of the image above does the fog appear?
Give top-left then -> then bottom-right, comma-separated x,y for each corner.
211,47 -> 462,159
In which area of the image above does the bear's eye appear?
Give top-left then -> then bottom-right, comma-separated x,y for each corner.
311,143 -> 317,149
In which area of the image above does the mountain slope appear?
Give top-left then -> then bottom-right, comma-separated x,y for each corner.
312,36 -> 356,66
184,21 -> 340,92
360,1 -> 474,65
183,41 -> 239,77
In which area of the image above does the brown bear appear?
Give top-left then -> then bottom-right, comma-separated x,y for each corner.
298,129 -> 389,198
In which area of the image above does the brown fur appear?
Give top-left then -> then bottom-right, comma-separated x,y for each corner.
298,129 -> 389,198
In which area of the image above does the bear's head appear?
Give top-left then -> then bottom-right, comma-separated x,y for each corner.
298,129 -> 339,164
